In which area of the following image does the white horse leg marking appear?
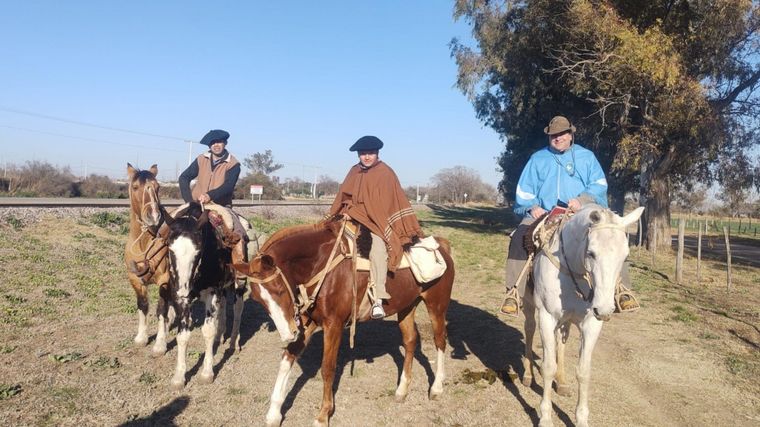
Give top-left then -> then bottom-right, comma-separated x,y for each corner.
259,286 -> 296,342
429,348 -> 446,398
538,309 -> 558,427
152,314 -> 168,356
265,355 -> 295,427
215,291 -> 227,345
171,328 -> 190,390
229,291 -> 244,351
395,361 -> 412,401
575,317 -> 603,427
200,290 -> 219,384
134,310 -> 148,346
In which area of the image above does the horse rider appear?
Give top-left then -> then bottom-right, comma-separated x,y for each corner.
500,115 -> 639,316
328,136 -> 424,319
178,129 -> 249,288
130,129 -> 249,286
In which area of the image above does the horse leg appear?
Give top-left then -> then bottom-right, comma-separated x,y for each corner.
522,286 -> 536,387
314,321 -> 343,427
575,318 -> 603,427
152,284 -> 171,356
537,309 -> 558,427
395,304 -> 418,402
129,277 -> 149,346
170,298 -> 192,390
199,289 -> 222,384
215,289 -> 228,345
425,299 -> 448,400
228,286 -> 246,352
555,324 -> 571,397
265,322 -> 318,427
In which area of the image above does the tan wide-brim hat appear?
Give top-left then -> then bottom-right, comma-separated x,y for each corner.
544,116 -> 576,135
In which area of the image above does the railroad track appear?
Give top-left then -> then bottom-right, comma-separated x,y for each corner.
0,197 -> 331,208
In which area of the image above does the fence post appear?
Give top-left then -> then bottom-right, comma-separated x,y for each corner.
651,218 -> 657,268
676,218 -> 685,284
723,226 -> 732,293
696,221 -> 702,283
638,217 -> 643,247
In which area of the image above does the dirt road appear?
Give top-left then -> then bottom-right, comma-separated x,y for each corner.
0,209 -> 757,426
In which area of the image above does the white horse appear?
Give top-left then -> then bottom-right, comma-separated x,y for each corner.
522,205 -> 644,427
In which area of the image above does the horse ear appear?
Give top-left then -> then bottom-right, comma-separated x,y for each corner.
589,210 -> 602,224
149,164 -> 158,177
160,205 -> 174,226
197,211 -> 210,229
231,262 -> 251,276
127,163 -> 137,180
620,207 -> 645,228
260,254 -> 275,269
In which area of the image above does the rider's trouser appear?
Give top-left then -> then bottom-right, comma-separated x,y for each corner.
370,233 -> 391,300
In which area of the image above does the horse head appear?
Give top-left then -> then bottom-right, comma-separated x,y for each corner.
233,253 -> 301,344
563,206 -> 644,321
163,202 -> 210,298
127,163 -> 162,228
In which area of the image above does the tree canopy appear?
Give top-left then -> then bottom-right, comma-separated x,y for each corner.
452,0 -> 760,247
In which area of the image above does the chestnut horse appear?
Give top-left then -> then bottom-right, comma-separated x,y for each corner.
124,163 -> 172,355
233,219 -> 456,427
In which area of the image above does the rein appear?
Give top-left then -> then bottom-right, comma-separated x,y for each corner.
543,213 -> 628,302
249,219 -> 350,318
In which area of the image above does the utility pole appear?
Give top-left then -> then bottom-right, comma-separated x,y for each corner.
185,140 -> 195,165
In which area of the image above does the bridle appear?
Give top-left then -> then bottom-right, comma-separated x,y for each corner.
127,178 -> 163,257
247,219 -> 350,326
546,215 -> 628,302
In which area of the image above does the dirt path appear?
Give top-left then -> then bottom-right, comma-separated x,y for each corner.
0,211 -> 758,426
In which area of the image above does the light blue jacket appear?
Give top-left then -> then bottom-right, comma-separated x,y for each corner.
514,144 -> 608,217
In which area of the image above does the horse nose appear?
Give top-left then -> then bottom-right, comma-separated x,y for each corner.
593,308 -> 611,322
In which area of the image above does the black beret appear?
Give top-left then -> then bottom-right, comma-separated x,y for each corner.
349,135 -> 384,152
199,129 -> 230,146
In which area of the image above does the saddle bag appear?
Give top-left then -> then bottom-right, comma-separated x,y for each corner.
407,236 -> 447,283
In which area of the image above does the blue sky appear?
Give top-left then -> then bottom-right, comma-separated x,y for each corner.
0,1 -> 504,189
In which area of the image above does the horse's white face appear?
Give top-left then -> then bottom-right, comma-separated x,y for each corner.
580,207 -> 644,321
169,235 -> 201,299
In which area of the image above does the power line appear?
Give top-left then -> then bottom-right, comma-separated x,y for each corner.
0,125 -> 186,153
0,106 -> 194,142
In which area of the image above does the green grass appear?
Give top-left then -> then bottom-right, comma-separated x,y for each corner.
0,384 -> 22,400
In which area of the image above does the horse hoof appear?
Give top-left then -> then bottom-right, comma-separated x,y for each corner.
134,335 -> 149,347
429,390 -> 443,401
522,375 -> 533,387
312,419 -> 328,427
395,393 -> 407,403
151,345 -> 167,357
198,373 -> 215,385
170,378 -> 185,391
556,384 -> 571,397
264,413 -> 282,427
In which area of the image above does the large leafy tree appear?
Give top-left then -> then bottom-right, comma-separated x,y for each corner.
452,0 -> 760,248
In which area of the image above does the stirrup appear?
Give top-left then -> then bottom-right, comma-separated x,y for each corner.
615,282 -> 640,313
500,287 -> 520,317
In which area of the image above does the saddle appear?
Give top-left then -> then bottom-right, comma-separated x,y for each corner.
523,206 -> 572,254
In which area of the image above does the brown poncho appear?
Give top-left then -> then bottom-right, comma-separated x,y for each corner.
329,161 -> 422,271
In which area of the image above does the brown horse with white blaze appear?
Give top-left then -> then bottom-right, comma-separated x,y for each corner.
233,219 -> 456,427
124,163 -> 171,355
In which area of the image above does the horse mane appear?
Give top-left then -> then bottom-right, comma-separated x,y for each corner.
260,219 -> 341,253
